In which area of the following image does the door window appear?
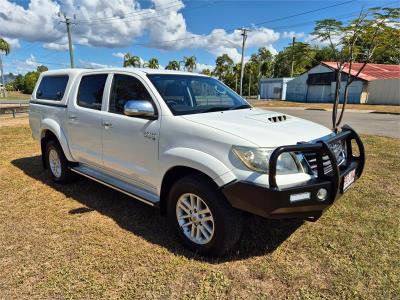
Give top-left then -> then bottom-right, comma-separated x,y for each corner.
109,74 -> 153,115
77,74 -> 107,110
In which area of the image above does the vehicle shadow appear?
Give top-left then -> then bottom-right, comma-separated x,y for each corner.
12,155 -> 303,263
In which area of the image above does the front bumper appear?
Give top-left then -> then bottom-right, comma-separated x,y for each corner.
222,125 -> 365,219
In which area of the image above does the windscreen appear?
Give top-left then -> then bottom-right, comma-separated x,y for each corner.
147,74 -> 251,115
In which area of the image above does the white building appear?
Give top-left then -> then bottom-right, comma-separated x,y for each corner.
259,77 -> 293,100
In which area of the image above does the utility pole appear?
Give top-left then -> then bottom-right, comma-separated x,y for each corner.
59,12 -> 75,68
239,27 -> 251,96
257,59 -> 261,100
248,68 -> 251,97
0,54 -> 5,97
235,73 -> 238,92
290,36 -> 296,78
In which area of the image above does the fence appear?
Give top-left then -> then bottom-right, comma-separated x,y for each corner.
0,100 -> 29,118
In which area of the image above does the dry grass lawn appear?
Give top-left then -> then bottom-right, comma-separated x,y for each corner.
0,91 -> 30,101
252,100 -> 400,113
0,125 -> 399,299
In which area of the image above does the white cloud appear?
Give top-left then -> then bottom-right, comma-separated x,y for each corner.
282,31 -> 306,39
9,54 -> 39,74
3,37 -> 20,49
304,33 -> 341,47
43,42 -> 69,51
25,54 -> 39,67
112,52 -> 126,59
77,59 -> 115,69
195,63 -> 214,72
0,0 -> 281,61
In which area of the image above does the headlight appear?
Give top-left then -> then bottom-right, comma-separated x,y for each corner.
232,146 -> 302,174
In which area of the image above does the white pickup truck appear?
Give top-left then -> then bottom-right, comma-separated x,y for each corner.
29,68 -> 365,256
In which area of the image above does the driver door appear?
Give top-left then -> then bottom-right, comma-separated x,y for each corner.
101,73 -> 160,193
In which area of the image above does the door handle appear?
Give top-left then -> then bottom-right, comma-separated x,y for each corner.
103,121 -> 112,129
68,114 -> 77,120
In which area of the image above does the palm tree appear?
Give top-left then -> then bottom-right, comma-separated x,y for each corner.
200,69 -> 212,76
0,38 -> 10,97
144,57 -> 159,69
165,60 -> 180,70
183,56 -> 197,72
123,53 -> 141,68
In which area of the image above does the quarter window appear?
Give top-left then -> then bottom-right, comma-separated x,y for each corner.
109,74 -> 153,115
77,74 -> 107,110
36,75 -> 69,101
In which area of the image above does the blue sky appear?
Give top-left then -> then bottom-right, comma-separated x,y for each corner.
0,0 -> 394,74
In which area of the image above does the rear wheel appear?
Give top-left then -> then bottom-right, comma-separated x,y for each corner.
45,140 -> 74,183
167,174 -> 243,256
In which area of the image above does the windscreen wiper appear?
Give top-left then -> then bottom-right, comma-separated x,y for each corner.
229,104 -> 251,110
201,106 -> 232,113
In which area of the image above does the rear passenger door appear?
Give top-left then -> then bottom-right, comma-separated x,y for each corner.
66,73 -> 108,167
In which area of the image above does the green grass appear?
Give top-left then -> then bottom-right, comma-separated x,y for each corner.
0,125 -> 399,299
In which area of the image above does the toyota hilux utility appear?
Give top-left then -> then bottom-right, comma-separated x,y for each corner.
29,68 -> 365,256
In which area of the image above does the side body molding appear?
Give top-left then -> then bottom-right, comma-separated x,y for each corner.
40,118 -> 76,162
161,147 -> 236,187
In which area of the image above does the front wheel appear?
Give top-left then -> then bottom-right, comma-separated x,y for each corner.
167,174 -> 243,256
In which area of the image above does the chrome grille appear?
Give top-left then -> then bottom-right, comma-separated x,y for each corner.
304,140 -> 346,175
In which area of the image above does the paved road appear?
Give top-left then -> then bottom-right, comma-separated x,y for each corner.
265,108 -> 400,139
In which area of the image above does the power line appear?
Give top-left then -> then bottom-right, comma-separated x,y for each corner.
75,0 -> 183,24
253,0 -> 399,32
124,0 -> 358,48
75,1 -> 221,25
125,0 -> 397,49
6,0 -> 397,70
251,0 -> 355,28
6,0 -> 365,55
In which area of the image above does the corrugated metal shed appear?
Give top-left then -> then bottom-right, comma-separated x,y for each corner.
286,62 -> 400,105
322,62 -> 400,81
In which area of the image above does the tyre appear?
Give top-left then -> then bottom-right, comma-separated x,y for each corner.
45,140 -> 74,183
167,174 -> 243,256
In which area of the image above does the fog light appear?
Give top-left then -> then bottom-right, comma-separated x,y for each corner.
317,188 -> 328,201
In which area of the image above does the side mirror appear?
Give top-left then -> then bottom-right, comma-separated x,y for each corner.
123,100 -> 156,118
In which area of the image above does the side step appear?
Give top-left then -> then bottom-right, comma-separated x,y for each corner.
70,165 -> 159,207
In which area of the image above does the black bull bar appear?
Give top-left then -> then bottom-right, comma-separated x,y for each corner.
268,124 -> 365,203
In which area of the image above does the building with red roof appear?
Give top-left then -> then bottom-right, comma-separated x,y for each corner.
285,62 -> 400,105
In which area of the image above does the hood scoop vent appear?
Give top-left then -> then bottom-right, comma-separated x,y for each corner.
268,115 -> 287,123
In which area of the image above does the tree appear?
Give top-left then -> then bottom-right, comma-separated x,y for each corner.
165,60 -> 180,70
255,47 -> 274,78
249,47 -> 274,96
369,25 -> 400,64
144,57 -> 159,69
213,54 -> 238,90
123,53 -> 141,68
312,7 -> 399,130
0,37 -> 11,97
200,68 -> 212,76
273,42 -> 315,78
23,71 -> 39,94
37,65 -> 48,73
214,54 -> 234,80
183,56 -> 196,72
13,74 -> 24,91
